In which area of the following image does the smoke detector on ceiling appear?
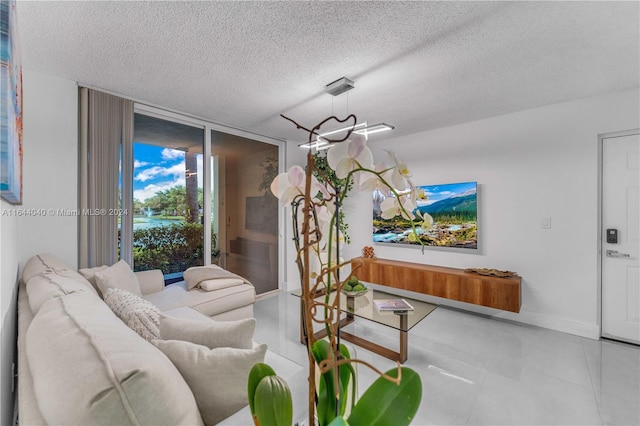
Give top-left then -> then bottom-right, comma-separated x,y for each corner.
325,77 -> 355,96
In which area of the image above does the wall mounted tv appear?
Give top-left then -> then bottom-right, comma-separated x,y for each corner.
372,181 -> 477,250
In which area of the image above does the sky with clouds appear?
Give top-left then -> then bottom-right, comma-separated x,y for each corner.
133,144 -> 203,202
416,181 -> 477,207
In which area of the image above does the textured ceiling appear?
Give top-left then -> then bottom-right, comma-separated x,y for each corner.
16,1 -> 640,144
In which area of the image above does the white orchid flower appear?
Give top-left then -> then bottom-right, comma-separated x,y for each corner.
307,247 -> 344,284
327,134 -> 374,179
384,150 -> 413,190
270,165 -> 329,205
307,246 -> 324,282
358,164 -> 392,196
320,220 -> 345,252
380,195 -> 417,220
417,210 -> 434,230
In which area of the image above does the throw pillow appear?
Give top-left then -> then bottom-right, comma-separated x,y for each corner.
104,288 -> 160,341
94,260 -> 141,296
159,315 -> 256,349
153,339 -> 267,425
199,277 -> 245,292
78,265 -> 108,295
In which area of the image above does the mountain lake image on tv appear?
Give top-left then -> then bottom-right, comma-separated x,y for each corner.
373,181 -> 477,249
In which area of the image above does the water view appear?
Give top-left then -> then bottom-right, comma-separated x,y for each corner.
133,217 -> 183,230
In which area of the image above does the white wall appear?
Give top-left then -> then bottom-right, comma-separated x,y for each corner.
1,200 -> 20,426
17,69 -> 79,268
345,87 -> 640,338
0,68 -> 78,424
283,140 -> 306,290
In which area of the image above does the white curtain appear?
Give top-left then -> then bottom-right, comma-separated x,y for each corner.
78,88 -> 133,268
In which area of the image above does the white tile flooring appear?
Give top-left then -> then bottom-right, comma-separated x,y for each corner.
253,291 -> 640,426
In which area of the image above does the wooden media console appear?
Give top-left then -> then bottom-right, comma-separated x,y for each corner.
351,257 -> 521,313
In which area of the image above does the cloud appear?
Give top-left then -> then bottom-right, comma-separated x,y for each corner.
134,159 -> 150,168
417,199 -> 437,207
161,148 -> 185,161
135,163 -> 185,182
134,177 -> 186,202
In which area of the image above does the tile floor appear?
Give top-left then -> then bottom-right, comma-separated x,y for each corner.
253,290 -> 640,426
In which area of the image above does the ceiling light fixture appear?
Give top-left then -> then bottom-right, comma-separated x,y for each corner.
325,77 -> 355,96
297,122 -> 394,150
298,122 -> 366,150
354,123 -> 395,135
297,77 -> 394,150
298,138 -> 332,150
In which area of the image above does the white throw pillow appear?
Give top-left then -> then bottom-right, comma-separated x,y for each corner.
199,277 -> 245,291
94,260 -> 141,296
159,315 -> 256,349
154,339 -> 267,425
104,288 -> 160,341
78,265 -> 108,295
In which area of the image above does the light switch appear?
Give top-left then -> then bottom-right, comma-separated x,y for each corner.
541,217 -> 551,229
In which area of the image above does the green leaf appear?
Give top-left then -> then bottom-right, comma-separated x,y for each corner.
254,375 -> 293,426
337,343 -> 354,414
248,363 -> 277,415
312,340 -> 334,426
347,367 -> 422,426
327,416 -> 350,426
311,340 -> 354,425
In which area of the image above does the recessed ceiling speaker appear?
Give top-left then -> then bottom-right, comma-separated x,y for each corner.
325,77 -> 355,96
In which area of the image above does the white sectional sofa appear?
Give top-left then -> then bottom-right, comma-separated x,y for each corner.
81,260 -> 257,322
15,253 -> 288,425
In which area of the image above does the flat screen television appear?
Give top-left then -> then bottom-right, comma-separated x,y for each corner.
372,181 -> 477,249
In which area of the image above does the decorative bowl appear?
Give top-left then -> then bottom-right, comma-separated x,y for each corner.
342,283 -> 369,297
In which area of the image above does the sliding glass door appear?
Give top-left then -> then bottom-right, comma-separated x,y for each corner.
130,113 -> 205,276
119,107 -> 283,293
211,130 -> 279,295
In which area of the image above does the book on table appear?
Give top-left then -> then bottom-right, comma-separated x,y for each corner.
374,298 -> 414,312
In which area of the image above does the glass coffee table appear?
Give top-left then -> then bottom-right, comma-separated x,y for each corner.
292,286 -> 437,363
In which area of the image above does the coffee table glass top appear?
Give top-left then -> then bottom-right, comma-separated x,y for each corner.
291,286 -> 438,331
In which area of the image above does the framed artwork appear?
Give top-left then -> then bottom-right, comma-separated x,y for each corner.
373,181 -> 478,250
1,0 -> 23,204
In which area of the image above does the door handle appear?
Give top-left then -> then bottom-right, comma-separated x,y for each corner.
606,249 -> 631,258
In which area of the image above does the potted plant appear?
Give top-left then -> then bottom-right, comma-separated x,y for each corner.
248,114 -> 429,426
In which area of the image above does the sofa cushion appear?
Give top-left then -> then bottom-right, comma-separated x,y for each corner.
26,291 -> 203,426
159,315 -> 255,349
22,253 -> 75,284
104,288 -> 160,342
199,277 -> 245,292
144,280 -> 255,318
154,339 -> 267,425
25,272 -> 99,315
94,259 -> 142,296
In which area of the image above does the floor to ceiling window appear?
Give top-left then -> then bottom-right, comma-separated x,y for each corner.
119,106 -> 283,294
129,113 -> 205,276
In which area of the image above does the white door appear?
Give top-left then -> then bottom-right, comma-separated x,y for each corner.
602,131 -> 640,344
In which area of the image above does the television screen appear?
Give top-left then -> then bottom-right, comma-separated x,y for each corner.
373,181 -> 477,249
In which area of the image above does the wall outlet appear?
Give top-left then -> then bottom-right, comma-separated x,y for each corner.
541,217 -> 551,229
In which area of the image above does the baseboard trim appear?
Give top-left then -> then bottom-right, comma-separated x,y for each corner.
493,310 -> 600,340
